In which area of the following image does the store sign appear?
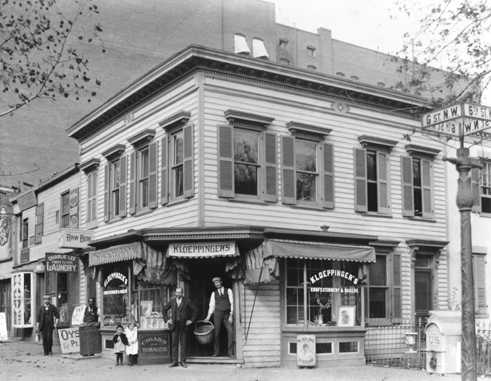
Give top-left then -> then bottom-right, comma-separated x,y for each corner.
58,327 -> 80,354
0,207 -> 10,247
310,269 -> 359,285
296,335 -> 316,367
103,272 -> 128,295
167,241 -> 236,258
46,253 -> 78,272
140,334 -> 169,354
58,228 -> 93,249
16,191 -> 37,212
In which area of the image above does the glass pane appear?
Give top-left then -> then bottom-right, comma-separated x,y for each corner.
339,342 -> 358,353
234,129 -> 258,164
287,287 -> 298,305
367,182 -> 378,212
234,164 -> 257,195
174,133 -> 183,165
415,271 -> 432,313
316,343 -> 332,353
414,188 -> 422,216
141,149 -> 149,177
113,161 -> 120,188
366,151 -> 377,181
175,165 -> 183,197
295,140 -> 316,172
413,158 -> 421,186
369,288 -> 387,318
296,173 -> 316,201
142,180 -> 149,207
369,256 -> 387,285
287,306 -> 300,324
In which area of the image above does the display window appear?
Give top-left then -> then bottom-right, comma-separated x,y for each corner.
11,272 -> 35,328
102,264 -> 130,326
132,285 -> 170,330
284,259 -> 362,327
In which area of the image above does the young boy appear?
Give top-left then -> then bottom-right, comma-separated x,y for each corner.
113,324 -> 128,365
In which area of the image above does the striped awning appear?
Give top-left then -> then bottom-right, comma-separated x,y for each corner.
89,242 -> 143,267
264,239 -> 375,263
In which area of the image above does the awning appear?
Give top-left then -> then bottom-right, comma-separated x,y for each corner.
89,242 -> 143,267
264,239 -> 375,263
166,241 -> 238,259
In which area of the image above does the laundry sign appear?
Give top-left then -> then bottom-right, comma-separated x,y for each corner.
167,241 -> 237,258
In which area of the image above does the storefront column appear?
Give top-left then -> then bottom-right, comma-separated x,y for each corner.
233,281 -> 243,362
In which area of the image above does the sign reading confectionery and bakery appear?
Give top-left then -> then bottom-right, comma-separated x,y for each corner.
308,269 -> 360,294
46,253 -> 78,272
167,241 -> 237,258
58,228 -> 93,249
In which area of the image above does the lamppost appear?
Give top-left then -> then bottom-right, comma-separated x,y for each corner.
422,103 -> 491,381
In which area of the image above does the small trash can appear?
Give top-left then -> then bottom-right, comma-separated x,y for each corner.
425,310 -> 461,375
79,325 -> 102,356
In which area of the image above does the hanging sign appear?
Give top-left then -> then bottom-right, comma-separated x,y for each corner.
46,253 -> 78,272
58,228 -> 93,249
167,241 -> 237,258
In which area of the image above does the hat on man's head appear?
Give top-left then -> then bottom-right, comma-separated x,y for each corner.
212,276 -> 221,283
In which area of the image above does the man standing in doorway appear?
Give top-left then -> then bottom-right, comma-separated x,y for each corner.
164,287 -> 197,367
205,277 -> 234,357
36,295 -> 59,355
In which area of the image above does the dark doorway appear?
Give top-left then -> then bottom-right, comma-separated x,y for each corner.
186,259 -> 234,357
414,254 -> 433,320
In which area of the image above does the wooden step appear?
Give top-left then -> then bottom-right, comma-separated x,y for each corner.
185,356 -> 241,364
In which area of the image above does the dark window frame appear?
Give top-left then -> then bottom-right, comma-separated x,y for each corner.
60,190 -> 70,228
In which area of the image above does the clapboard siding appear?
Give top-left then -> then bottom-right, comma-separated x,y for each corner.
202,76 -> 447,243
240,281 -> 281,367
79,77 -> 200,241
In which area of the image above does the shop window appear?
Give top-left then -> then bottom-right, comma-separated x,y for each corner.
102,265 -> 130,326
282,122 -> 333,208
354,136 -> 397,214
133,286 -> 170,329
284,259 -> 362,327
60,191 -> 70,228
339,341 -> 358,353
12,272 -> 35,328
366,253 -> 401,321
316,342 -> 332,354
218,110 -> 276,202
473,253 -> 488,317
86,170 -> 98,223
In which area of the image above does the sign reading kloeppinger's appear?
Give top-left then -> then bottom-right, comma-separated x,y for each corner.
58,228 -> 93,249
167,241 -> 237,258
46,253 -> 78,272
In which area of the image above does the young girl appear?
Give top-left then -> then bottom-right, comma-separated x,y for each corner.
113,325 -> 128,366
125,321 -> 139,366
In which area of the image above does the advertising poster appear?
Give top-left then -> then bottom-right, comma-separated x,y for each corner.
297,334 -> 316,367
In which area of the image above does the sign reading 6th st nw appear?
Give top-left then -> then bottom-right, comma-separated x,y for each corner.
421,103 -> 491,137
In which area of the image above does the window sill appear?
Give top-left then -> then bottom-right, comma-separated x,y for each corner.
282,326 -> 366,333
134,208 -> 154,217
405,216 -> 437,223
86,221 -> 98,230
226,197 -> 268,205
106,216 -> 122,225
359,212 -> 392,218
365,319 -> 400,327
290,203 -> 327,211
167,197 -> 192,207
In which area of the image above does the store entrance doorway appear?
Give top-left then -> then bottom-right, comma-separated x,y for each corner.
186,259 -> 235,359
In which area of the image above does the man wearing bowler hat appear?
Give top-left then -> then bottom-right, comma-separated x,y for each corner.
204,277 -> 234,357
36,295 -> 59,355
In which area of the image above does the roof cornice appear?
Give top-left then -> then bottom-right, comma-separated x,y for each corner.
68,45 -> 432,141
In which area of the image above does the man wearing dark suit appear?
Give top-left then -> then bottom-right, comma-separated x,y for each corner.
164,287 -> 197,368
36,295 -> 59,355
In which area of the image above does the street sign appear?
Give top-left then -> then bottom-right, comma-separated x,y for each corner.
462,118 -> 491,136
422,105 -> 462,128
463,104 -> 491,121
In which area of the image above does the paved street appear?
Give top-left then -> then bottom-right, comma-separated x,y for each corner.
0,340 -> 475,381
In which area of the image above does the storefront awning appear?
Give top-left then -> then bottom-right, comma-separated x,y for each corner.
166,241 -> 238,259
264,239 -> 376,263
89,242 -> 143,267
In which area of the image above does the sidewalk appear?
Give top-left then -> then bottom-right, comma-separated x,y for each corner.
0,340 -> 477,381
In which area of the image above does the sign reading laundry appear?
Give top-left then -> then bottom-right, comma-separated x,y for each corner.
46,253 -> 78,272
310,269 -> 359,285
167,241 -> 237,258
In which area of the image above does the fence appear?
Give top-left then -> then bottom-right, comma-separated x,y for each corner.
476,320 -> 491,376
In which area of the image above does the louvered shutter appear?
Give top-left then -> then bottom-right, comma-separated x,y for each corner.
264,133 -> 277,202
471,167 -> 481,213
354,148 -> 367,212
119,155 -> 127,217
129,151 -> 137,215
421,159 -> 433,218
401,156 -> 414,216
473,254 -> 487,314
160,136 -> 168,205
322,143 -> 334,209
148,141 -> 158,207
392,253 -> 401,319
183,124 -> 194,198
377,151 -> 390,214
104,164 -> 110,222
281,136 -> 296,205
218,125 -> 234,197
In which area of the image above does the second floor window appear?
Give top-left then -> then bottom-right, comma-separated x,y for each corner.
479,160 -> 491,213
138,146 -> 150,208
21,218 -> 28,248
295,139 -> 317,202
234,128 -> 260,196
172,131 -> 184,198
61,191 -> 70,228
111,160 -> 121,218
401,153 -> 434,218
87,170 -> 97,223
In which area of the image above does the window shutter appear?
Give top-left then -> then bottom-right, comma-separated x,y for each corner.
264,133 -> 278,202
218,125 -> 234,198
281,136 -> 296,205
69,188 -> 79,228
471,167 -> 481,213
129,151 -> 137,215
119,155 -> 127,217
160,136 -> 168,205
377,151 -> 390,214
473,254 -> 487,314
400,156 -> 414,216
322,143 -> 334,209
183,124 -> 194,198
34,203 -> 44,244
104,164 -> 110,222
148,141 -> 158,207
392,253 -> 401,319
354,148 -> 367,212
421,159 -> 433,219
